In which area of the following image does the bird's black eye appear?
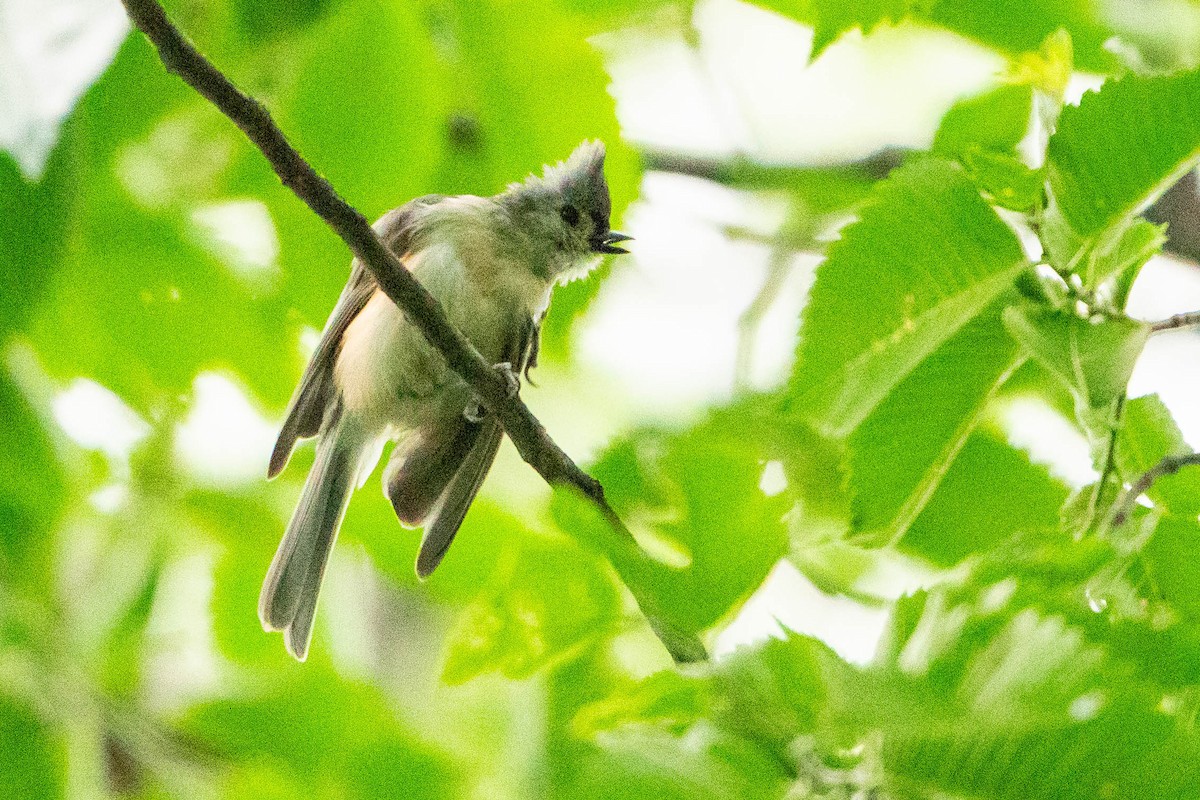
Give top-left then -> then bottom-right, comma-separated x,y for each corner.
560,204 -> 580,226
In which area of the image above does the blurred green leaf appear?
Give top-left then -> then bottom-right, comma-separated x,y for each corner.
1104,219 -> 1167,309
0,0 -> 128,178
572,670 -> 706,738
1143,515 -> 1200,620
552,410 -> 789,641
808,0 -> 913,60
275,0 -> 442,218
0,153 -> 74,343
23,38 -> 297,411
0,698 -> 62,800
844,311 -> 1023,546
231,0 -> 339,43
959,147 -> 1045,211
1002,306 -> 1149,412
186,490 -> 287,664
184,663 -> 459,800
1048,67 -> 1200,240
442,536 -> 619,684
577,721 -> 792,800
712,634 -> 850,750
903,430 -> 1069,567
934,83 -> 1033,158
872,589 -> 1200,800
927,0 -> 1114,73
789,158 -> 1026,437
0,373 -> 64,590
1117,394 -> 1200,518
762,0 -> 1115,72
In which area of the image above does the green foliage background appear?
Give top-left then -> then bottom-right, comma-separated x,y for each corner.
9,0 -> 1200,797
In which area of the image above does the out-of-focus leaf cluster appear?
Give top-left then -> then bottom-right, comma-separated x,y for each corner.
8,0 -> 1200,797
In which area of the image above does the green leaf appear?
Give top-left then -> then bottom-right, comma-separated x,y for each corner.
1143,515 -> 1200,620
933,84 -> 1033,158
23,39 -> 299,411
442,537 -> 620,685
0,154 -> 73,343
183,664 -> 460,799
959,147 -> 1045,211
1048,68 -> 1200,239
1002,306 -> 1149,411
577,721 -> 793,800
275,0 -> 443,218
0,373 -> 64,591
865,585 -> 1200,800
764,0 -> 1115,72
0,0 -> 128,177
1117,395 -> 1200,518
712,634 -> 852,748
926,0 -> 1115,73
790,158 -> 1027,437
1101,219 -> 1167,309
903,431 -> 1069,567
572,670 -> 706,738
845,311 -> 1023,546
186,490 -> 291,664
0,698 -> 63,800
808,0 -> 913,59
552,411 -> 789,645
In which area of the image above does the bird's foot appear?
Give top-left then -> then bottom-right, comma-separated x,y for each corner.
493,361 -> 520,398
463,363 -> 520,423
463,401 -> 486,423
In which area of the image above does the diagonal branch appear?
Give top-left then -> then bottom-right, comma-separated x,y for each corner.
119,0 -> 706,663
1110,452 -> 1200,527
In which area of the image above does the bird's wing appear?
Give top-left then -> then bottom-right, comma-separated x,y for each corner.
386,314 -> 538,577
268,198 -> 443,478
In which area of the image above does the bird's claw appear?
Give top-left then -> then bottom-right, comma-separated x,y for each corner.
494,362 -> 520,398
463,401 -> 486,423
463,363 -> 520,423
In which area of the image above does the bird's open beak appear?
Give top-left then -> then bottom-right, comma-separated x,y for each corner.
592,230 -> 633,254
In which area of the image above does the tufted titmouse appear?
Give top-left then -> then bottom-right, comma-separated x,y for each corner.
259,141 -> 630,660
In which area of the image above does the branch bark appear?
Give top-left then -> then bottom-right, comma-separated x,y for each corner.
1151,310 -> 1200,333
1110,452 -> 1200,527
119,0 -> 706,663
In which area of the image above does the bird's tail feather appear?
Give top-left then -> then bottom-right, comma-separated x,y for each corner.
258,415 -> 365,660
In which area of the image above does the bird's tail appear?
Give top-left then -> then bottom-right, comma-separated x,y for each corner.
258,414 -> 366,660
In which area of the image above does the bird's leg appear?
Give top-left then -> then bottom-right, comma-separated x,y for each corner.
463,362 -> 520,422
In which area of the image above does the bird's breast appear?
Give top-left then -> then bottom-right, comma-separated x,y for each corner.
333,239 -> 549,430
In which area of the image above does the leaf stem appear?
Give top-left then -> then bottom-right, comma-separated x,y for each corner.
734,247 -> 795,390
1090,395 -> 1126,526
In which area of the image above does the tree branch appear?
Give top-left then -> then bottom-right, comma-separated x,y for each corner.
119,0 -> 706,663
1151,310 -> 1200,333
1110,452 -> 1200,527
641,146 -> 907,191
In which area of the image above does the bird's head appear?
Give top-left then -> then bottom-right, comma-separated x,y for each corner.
500,140 -> 632,279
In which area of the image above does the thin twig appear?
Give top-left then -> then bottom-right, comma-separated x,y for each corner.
1110,452 -> 1200,527
641,147 -> 907,190
734,247 -> 795,390
119,0 -> 706,663
1089,395 -> 1126,526
1151,310 -> 1200,333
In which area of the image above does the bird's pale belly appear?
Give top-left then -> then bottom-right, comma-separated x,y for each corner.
334,286 -> 522,434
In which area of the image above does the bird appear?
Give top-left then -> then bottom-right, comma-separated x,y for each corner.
258,140 -> 631,660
